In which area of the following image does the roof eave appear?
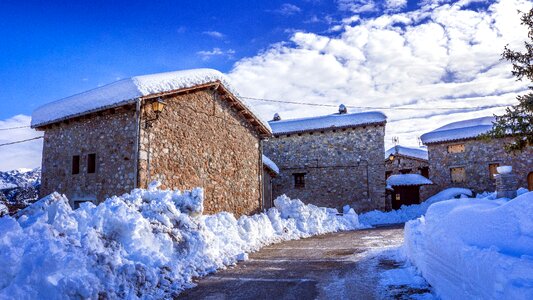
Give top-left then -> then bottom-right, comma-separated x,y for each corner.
272,120 -> 386,136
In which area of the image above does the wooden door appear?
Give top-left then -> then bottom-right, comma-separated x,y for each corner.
528,172 -> 533,191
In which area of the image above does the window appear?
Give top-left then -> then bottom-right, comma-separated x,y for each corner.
87,153 -> 96,174
385,171 -> 392,179
420,167 -> 429,178
450,167 -> 466,183
293,173 -> 305,188
489,163 -> 500,179
447,144 -> 465,153
400,169 -> 411,174
395,194 -> 401,201
72,155 -> 80,175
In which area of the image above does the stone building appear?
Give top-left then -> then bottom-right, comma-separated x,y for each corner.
420,116 -> 533,195
263,106 -> 387,213
31,69 -> 272,216
385,145 -> 433,203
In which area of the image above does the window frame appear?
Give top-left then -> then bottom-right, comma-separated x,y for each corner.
72,155 -> 80,175
293,173 -> 306,188
489,163 -> 500,179
447,144 -> 465,154
450,167 -> 466,183
87,153 -> 96,174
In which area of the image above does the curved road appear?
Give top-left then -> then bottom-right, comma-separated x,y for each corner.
178,225 -> 432,299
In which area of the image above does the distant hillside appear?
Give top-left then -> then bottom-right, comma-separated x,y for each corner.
0,168 -> 41,215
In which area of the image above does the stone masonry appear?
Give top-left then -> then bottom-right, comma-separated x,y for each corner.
264,124 -> 386,213
426,137 -> 533,195
385,154 -> 431,200
138,88 -> 263,216
39,106 -> 138,207
37,84 -> 267,217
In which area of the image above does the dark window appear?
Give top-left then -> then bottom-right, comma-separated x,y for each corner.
400,169 -> 411,174
294,173 -> 305,188
73,200 -> 93,209
420,167 -> 429,178
72,155 -> 80,175
385,171 -> 392,179
87,153 -> 96,174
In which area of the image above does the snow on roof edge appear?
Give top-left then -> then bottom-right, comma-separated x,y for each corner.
31,68 -> 272,134
420,116 -> 495,145
385,145 -> 428,161
262,155 -> 280,175
387,174 -> 433,187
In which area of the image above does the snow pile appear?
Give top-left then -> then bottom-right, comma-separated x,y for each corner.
262,154 -> 279,175
0,186 -> 361,299
0,201 -> 7,216
359,188 -> 472,226
269,111 -> 386,135
386,174 -> 433,187
404,191 -> 533,299
385,145 -> 428,161
420,116 -> 494,144
31,68 -> 270,132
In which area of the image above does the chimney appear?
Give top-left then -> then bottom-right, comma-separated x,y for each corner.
339,104 -> 347,114
272,113 -> 281,121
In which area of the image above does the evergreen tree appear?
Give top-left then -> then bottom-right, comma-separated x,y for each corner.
488,8 -> 533,151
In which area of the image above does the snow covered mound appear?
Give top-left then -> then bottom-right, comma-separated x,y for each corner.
359,188 -> 472,226
404,192 -> 533,299
0,187 -> 361,299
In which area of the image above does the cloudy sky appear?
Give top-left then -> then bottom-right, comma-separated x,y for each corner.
0,0 -> 531,171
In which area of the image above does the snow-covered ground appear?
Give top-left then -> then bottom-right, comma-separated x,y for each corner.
359,188 -> 472,226
404,190 -> 533,300
0,182 -> 362,299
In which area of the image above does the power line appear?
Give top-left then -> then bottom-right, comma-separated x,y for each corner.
241,96 -> 511,111
0,125 -> 31,131
0,136 -> 43,147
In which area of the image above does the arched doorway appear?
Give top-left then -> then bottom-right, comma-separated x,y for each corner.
529,172 -> 533,191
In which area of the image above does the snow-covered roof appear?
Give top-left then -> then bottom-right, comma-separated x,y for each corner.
387,174 -> 433,187
269,111 -> 386,135
31,69 -> 271,134
420,116 -> 495,144
262,155 -> 279,175
385,145 -> 428,161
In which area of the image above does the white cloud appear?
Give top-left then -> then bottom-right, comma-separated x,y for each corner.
202,31 -> 225,39
385,0 -> 407,11
273,3 -> 302,16
228,0 -> 532,150
337,0 -> 378,13
0,115 -> 42,171
196,48 -> 236,61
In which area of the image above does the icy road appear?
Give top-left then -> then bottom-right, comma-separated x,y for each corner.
178,224 -> 434,299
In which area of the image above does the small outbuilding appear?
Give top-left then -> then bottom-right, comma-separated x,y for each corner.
386,174 -> 433,209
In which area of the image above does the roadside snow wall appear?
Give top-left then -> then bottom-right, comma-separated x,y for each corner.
404,191 -> 533,300
359,188 -> 472,226
0,185 -> 361,299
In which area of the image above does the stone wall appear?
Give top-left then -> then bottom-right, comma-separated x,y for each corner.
264,125 -> 386,213
426,137 -> 533,195
39,107 -> 137,206
138,88 -> 263,217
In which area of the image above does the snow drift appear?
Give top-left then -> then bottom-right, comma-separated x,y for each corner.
0,184 -> 361,299
359,188 -> 472,226
404,191 -> 533,300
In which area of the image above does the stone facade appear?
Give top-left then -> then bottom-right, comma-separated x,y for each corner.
38,85 -> 267,217
426,137 -> 533,195
137,88 -> 263,216
39,106 -> 138,207
264,125 -> 386,213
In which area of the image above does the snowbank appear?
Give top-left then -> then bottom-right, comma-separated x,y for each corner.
404,191 -> 533,299
359,188 -> 472,226
0,186 -> 361,299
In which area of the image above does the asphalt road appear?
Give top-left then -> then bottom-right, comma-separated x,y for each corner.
178,224 -> 429,300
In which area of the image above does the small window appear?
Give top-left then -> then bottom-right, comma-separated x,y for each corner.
447,144 -> 465,153
489,163 -> 499,179
420,167 -> 429,178
87,153 -> 96,174
385,171 -> 392,179
395,194 -> 401,201
72,155 -> 80,175
400,169 -> 411,174
294,173 -> 305,188
450,167 -> 466,183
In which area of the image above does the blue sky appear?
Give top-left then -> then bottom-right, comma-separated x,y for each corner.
0,0 -> 344,118
0,0 -> 531,170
